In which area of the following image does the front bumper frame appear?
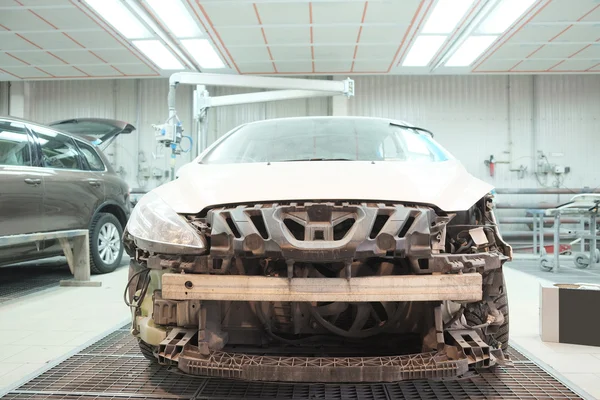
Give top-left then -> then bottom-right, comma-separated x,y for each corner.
161,273 -> 483,302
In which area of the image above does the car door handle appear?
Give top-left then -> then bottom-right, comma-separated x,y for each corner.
24,178 -> 42,185
88,180 -> 102,187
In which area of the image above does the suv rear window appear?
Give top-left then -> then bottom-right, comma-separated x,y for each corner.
31,126 -> 82,170
0,121 -> 32,167
76,140 -> 105,171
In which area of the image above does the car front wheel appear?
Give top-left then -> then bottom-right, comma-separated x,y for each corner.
90,213 -> 124,274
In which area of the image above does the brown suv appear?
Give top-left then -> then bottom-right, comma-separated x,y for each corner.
0,116 -> 131,273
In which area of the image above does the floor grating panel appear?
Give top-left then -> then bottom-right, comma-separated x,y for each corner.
3,327 -> 585,400
0,263 -> 72,303
13,354 -> 204,399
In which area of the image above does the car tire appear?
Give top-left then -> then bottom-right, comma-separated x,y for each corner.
89,213 -> 124,274
464,275 -> 509,351
138,339 -> 159,363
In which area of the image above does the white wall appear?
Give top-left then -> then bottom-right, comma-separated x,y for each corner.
18,78 -> 330,191
6,74 -> 599,210
346,74 -> 600,209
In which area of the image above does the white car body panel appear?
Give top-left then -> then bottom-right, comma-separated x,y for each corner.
155,159 -> 493,214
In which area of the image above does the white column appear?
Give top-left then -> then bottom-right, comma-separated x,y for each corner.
331,75 -> 349,116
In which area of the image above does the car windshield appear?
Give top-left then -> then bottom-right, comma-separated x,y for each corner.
200,118 -> 454,165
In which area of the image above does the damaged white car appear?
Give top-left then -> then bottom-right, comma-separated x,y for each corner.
124,116 -> 512,382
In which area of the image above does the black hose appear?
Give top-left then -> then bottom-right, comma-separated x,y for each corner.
123,268 -> 151,308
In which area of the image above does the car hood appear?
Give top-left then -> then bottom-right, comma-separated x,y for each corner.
153,160 -> 493,214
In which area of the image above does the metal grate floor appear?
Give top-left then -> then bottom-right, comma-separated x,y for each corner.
3,326 -> 584,400
0,261 -> 72,303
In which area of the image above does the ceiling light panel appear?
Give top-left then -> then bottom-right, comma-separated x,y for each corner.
422,0 -> 475,34
182,39 -> 225,69
145,0 -> 202,38
477,0 -> 536,34
85,0 -> 152,39
403,35 -> 447,67
445,35 -> 497,66
133,40 -> 184,70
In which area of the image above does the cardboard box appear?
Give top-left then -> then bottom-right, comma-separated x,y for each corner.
540,283 -> 600,347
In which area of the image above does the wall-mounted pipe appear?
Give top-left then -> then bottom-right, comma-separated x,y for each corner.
496,188 -> 600,195
501,231 -> 580,239
496,203 -> 557,209
499,217 -> 595,224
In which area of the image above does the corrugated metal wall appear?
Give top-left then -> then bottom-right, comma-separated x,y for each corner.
348,75 -> 600,210
22,77 -> 330,190
15,74 -> 599,208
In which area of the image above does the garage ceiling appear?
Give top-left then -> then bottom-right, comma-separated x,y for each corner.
0,0 -> 599,80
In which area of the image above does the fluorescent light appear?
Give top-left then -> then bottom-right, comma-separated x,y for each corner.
133,40 -> 184,70
402,35 -> 447,67
422,0 -> 475,34
478,0 -> 536,34
85,0 -> 152,39
445,35 -> 497,66
181,39 -> 225,69
145,0 -> 202,38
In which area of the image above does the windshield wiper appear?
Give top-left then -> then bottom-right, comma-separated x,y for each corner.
390,123 -> 434,137
279,158 -> 353,162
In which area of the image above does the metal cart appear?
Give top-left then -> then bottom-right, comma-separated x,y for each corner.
539,194 -> 600,272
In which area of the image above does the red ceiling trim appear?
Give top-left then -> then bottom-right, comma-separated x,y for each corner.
34,66 -> 53,77
472,0 -> 550,71
197,1 -> 241,74
184,0 -> 231,69
72,66 -> 91,76
387,0 -> 426,72
508,60 -> 524,71
585,62 -> 600,71
111,65 -> 126,75
62,32 -> 86,48
396,0 -> 434,67
253,3 -> 277,73
474,69 -> 600,73
47,52 -> 69,64
0,67 -> 23,79
71,0 -> 161,74
508,2 -> 600,72
6,52 -> 31,65
24,73 -> 160,80
350,1 -> 369,73
546,60 -> 565,70
12,0 -> 143,77
16,33 -> 43,49
241,70 -> 393,75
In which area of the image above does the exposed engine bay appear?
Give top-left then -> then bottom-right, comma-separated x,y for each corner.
124,194 -> 512,382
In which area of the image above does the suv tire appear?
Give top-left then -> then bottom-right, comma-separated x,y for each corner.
89,213 -> 123,274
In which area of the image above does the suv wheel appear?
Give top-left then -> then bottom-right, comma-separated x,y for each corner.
90,213 -> 123,274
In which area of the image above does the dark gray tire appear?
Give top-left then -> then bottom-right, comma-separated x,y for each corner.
465,277 -> 509,351
138,339 -> 159,362
89,213 -> 123,274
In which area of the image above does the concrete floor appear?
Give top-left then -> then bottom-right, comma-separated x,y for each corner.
505,256 -> 600,400
0,256 -> 130,395
0,255 -> 599,399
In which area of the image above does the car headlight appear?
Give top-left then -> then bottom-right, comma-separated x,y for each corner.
125,191 -> 206,254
